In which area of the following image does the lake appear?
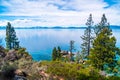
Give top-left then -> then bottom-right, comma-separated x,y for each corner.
0,28 -> 120,61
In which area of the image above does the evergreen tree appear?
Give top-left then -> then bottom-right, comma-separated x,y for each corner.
94,14 -> 109,35
6,22 -> 19,49
69,40 -> 75,61
6,22 -> 12,49
89,14 -> 120,71
89,27 -> 118,70
57,46 -> 61,52
52,46 -> 61,61
52,47 -> 57,61
57,46 -> 61,59
81,14 -> 94,57
69,40 -> 75,54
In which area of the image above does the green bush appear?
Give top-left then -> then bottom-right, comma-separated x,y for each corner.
1,63 -> 17,80
27,73 -> 43,80
108,76 -> 120,80
40,61 -> 107,80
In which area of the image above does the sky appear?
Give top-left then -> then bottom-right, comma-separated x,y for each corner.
0,0 -> 120,27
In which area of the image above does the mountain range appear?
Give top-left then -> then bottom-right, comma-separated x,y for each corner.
0,25 -> 120,29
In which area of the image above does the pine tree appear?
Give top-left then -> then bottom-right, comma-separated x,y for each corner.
57,46 -> 61,52
6,22 -> 19,49
6,22 -> 12,49
89,14 -> 120,71
52,47 -> 57,61
89,27 -> 118,70
11,27 -> 19,49
69,40 -> 75,54
94,14 -> 109,35
57,46 -> 61,59
52,46 -> 61,61
69,40 -> 75,61
81,14 -> 94,57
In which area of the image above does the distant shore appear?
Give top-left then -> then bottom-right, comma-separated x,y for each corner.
0,25 -> 120,29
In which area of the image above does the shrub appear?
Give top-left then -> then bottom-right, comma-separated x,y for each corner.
108,76 -> 120,80
40,61 -> 107,80
27,73 -> 43,80
1,63 -> 17,80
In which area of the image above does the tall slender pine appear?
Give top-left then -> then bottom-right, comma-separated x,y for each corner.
69,40 -> 75,61
81,14 -> 94,57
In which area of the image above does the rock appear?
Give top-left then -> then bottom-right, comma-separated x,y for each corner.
15,69 -> 27,77
0,46 -> 6,58
14,75 -> 27,80
14,69 -> 27,80
4,50 -> 18,61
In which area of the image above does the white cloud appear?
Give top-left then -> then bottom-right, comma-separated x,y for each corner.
0,20 -> 8,26
0,0 -> 120,27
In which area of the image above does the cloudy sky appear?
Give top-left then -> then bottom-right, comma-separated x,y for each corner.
0,0 -> 120,27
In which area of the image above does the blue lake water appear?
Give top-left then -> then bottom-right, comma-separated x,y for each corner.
0,28 -> 120,61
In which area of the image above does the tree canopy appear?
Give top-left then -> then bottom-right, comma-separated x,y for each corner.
6,22 -> 20,50
89,14 -> 120,71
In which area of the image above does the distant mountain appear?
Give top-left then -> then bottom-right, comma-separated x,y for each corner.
0,25 -> 120,29
51,26 -> 86,29
0,26 -> 87,29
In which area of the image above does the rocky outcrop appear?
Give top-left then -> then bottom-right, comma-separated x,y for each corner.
4,48 -> 32,61
4,50 -> 18,61
0,46 -> 6,58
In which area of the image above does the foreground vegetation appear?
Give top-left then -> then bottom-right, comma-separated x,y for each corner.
40,61 -> 120,80
0,52 -> 120,80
